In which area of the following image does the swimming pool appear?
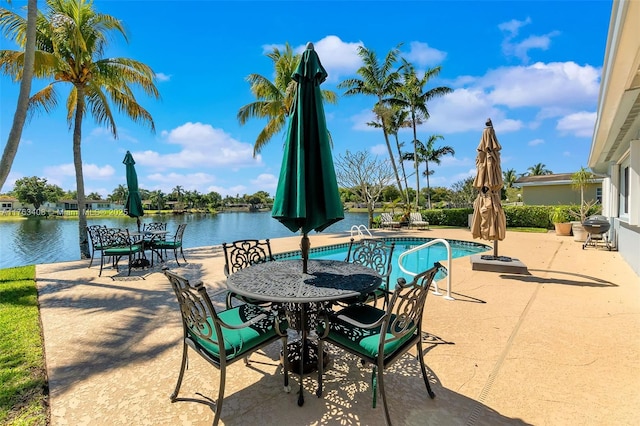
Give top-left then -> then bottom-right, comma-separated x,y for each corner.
274,237 -> 491,289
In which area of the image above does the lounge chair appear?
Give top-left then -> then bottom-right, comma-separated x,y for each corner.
380,213 -> 400,229
409,212 -> 430,230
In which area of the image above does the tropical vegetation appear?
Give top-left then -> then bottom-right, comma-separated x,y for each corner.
237,43 -> 338,155
0,0 -> 160,258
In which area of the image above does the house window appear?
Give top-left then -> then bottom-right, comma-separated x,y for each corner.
596,187 -> 602,204
618,158 -> 630,217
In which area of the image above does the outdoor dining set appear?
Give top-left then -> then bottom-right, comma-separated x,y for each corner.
87,222 -> 187,277
164,237 -> 445,426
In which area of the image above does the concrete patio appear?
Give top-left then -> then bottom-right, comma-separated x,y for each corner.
35,228 -> 640,425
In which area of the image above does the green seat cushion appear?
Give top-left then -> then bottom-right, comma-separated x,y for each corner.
151,241 -> 180,249
188,304 -> 277,361
104,243 -> 143,256
328,304 -> 416,359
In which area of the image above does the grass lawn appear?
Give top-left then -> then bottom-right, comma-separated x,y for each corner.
0,266 -> 48,426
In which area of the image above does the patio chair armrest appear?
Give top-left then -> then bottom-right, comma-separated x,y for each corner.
217,312 -> 270,330
336,312 -> 386,329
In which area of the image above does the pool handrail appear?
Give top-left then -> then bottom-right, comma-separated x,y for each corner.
350,224 -> 372,239
397,238 -> 454,301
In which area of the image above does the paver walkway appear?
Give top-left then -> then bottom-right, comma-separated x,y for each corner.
35,228 -> 640,425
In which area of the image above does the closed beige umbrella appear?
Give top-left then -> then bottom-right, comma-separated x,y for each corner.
471,118 -> 507,257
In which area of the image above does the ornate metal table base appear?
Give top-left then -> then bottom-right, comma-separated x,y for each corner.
281,339 -> 330,376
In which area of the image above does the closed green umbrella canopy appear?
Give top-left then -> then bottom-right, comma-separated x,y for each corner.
123,151 -> 144,229
271,43 -> 343,271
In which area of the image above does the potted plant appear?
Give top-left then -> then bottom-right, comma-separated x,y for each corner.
569,167 -> 597,242
550,206 -> 572,236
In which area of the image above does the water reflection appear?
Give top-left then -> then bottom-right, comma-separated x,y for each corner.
0,211 -> 369,269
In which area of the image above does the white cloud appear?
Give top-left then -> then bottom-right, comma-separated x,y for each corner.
556,111 -> 596,137
155,72 -> 171,82
312,36 -> 363,81
403,41 -> 446,67
498,17 -> 532,36
482,62 -> 600,109
498,17 -> 559,63
528,138 -> 545,146
43,163 -> 115,179
263,36 -> 363,82
370,144 -> 388,156
142,122 -> 261,169
250,173 -> 278,191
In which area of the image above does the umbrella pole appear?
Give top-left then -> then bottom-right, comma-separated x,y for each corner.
137,217 -> 141,232
301,233 -> 310,273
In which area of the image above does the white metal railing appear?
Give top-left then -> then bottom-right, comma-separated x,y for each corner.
350,224 -> 372,239
397,238 -> 454,300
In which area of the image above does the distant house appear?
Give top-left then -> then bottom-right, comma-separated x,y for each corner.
42,200 -> 123,212
515,173 -> 604,206
589,1 -> 640,275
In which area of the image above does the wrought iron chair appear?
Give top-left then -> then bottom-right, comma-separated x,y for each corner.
86,224 -> 107,268
163,269 -> 289,426
318,262 -> 444,426
148,223 -> 187,266
338,238 -> 395,309
142,221 -> 167,237
98,228 -> 144,276
222,239 -> 275,309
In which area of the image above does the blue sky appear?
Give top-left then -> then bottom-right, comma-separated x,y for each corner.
0,0 -> 612,199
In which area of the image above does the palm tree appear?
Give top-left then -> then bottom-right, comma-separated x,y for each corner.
422,135 -> 455,209
503,168 -> 517,188
237,43 -> 338,155
366,104 -> 411,205
338,45 -> 404,198
1,0 -> 160,258
0,0 -> 38,191
148,189 -> 165,212
527,163 -> 552,176
109,184 -> 127,205
392,60 -> 452,209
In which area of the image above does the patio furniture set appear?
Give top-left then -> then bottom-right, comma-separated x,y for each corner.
165,237 -> 444,426
87,222 -> 187,276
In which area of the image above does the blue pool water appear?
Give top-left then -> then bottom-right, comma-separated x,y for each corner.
275,237 -> 491,287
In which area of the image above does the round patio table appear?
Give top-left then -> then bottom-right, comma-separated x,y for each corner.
226,259 -> 381,406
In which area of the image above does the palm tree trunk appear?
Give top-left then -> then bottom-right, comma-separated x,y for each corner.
394,133 -> 411,205
73,89 -> 90,258
381,125 -> 404,202
425,161 -> 431,209
0,0 -> 38,191
411,113 -> 420,210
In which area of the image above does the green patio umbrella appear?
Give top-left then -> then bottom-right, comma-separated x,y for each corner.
272,42 -> 344,273
123,151 -> 144,231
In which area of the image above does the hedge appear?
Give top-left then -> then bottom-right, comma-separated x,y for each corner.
373,204 -> 602,229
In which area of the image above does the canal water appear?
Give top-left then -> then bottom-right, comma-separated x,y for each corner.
0,211 -> 370,269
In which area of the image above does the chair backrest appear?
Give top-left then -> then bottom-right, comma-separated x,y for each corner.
98,228 -> 131,248
381,213 -> 393,222
222,239 -> 274,276
172,223 -> 187,243
381,262 -> 442,347
410,212 -> 423,222
163,269 -> 224,360
345,238 -> 395,286
87,225 -> 106,248
143,222 -> 167,232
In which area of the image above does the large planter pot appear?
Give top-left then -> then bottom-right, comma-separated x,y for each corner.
571,221 -> 588,242
554,222 -> 572,236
